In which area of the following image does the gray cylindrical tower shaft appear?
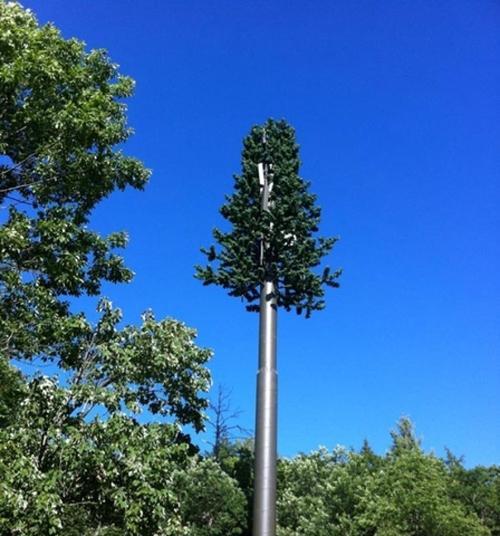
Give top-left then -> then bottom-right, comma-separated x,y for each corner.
253,162 -> 278,536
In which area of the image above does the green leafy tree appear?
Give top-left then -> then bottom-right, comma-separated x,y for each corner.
0,4 -> 238,534
175,458 -> 247,536
216,439 -> 255,536
354,419 -> 489,536
0,0 -> 149,364
277,446 -> 371,536
274,421 -> 491,536
0,357 -> 25,427
1,396 -> 193,535
196,119 -> 340,317
445,450 -> 500,536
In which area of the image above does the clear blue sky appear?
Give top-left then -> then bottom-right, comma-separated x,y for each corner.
23,0 -> 499,466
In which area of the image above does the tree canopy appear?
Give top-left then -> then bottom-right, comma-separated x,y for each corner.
0,0 -> 149,364
0,4 -> 244,534
213,419 -> 499,536
274,420 -> 494,536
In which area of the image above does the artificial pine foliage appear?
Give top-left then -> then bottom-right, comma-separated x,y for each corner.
196,119 -> 340,317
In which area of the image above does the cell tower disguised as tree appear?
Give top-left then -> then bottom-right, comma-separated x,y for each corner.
197,119 -> 340,536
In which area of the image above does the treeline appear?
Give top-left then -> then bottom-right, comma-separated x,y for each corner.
213,421 -> 500,536
1,362 -> 499,536
0,3 -> 498,534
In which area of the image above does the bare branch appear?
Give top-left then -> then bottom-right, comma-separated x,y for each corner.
207,384 -> 250,459
0,178 -> 46,194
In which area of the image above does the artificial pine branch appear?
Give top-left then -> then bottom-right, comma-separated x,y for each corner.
196,119 -> 341,316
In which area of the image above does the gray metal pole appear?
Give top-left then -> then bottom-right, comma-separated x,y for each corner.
253,161 -> 278,536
